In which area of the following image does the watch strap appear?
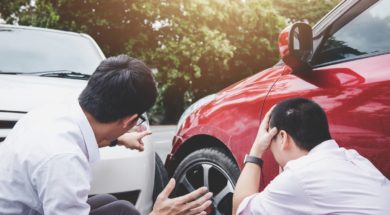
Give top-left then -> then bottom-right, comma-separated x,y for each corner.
244,154 -> 264,168
110,139 -> 118,147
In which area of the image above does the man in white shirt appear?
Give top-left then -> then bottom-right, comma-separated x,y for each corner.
0,55 -> 212,215
232,97 -> 390,215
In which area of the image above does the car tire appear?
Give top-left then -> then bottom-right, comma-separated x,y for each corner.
172,148 -> 240,215
153,153 -> 169,203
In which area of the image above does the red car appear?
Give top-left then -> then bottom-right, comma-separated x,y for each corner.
166,0 -> 390,214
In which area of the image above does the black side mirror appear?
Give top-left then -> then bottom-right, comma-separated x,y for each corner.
278,22 -> 313,72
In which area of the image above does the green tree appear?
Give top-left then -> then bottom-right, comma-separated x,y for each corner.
147,0 -> 285,123
274,0 -> 341,24
17,0 -> 60,28
0,0 -> 340,124
148,0 -> 235,122
1,0 -> 286,123
0,0 -> 29,23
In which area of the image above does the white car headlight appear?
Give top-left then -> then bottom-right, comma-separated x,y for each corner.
177,94 -> 217,131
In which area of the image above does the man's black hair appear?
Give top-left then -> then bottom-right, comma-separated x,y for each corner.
270,97 -> 332,151
79,54 -> 158,123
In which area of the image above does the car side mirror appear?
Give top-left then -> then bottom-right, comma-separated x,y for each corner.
278,22 -> 313,73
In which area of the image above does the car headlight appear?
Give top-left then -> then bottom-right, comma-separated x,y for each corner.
177,94 -> 217,131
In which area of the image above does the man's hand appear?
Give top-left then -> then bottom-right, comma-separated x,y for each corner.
117,130 -> 152,151
150,179 -> 213,215
250,107 -> 278,158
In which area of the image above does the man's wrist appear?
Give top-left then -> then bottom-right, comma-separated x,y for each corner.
244,154 -> 264,168
111,135 -> 125,147
110,139 -> 118,147
249,151 -> 264,158
249,145 -> 265,158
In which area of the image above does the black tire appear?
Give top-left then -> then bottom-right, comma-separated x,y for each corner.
153,153 -> 169,203
172,148 -> 240,215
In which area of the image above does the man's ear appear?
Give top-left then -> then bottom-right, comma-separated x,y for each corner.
121,114 -> 138,128
279,130 -> 291,151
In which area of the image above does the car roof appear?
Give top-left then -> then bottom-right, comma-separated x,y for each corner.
0,24 -> 88,38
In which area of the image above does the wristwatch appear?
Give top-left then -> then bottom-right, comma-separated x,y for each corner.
110,139 -> 118,147
244,154 -> 264,168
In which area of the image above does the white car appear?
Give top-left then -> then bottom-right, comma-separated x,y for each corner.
0,24 -> 167,215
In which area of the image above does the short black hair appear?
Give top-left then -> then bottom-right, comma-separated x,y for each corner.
270,97 -> 332,151
79,54 -> 158,123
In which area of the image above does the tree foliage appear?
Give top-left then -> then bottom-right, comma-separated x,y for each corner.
274,0 -> 341,24
149,0 -> 285,122
0,0 -> 29,23
0,0 -> 340,123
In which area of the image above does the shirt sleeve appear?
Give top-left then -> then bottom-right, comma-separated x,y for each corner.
236,169 -> 313,215
32,153 -> 91,215
236,193 -> 266,215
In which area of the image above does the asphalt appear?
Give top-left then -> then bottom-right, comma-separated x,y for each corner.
150,125 -> 176,162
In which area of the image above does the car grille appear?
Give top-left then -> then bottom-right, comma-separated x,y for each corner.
0,120 -> 17,129
0,120 -> 18,142
0,110 -> 26,142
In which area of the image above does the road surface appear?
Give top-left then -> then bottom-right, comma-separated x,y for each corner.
150,125 -> 176,162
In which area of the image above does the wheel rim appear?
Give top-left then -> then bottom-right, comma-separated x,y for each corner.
175,162 -> 235,215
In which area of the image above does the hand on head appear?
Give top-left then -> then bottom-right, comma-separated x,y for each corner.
250,106 -> 278,157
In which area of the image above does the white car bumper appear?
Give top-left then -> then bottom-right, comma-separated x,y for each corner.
90,136 -> 155,215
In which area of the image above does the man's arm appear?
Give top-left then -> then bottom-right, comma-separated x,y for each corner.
232,161 -> 263,215
150,178 -> 213,215
33,153 -> 91,215
232,107 -> 277,215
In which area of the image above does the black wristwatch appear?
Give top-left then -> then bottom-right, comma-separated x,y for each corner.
110,139 -> 118,147
244,154 -> 264,168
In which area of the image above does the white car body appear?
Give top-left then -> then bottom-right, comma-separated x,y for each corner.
0,25 -> 155,214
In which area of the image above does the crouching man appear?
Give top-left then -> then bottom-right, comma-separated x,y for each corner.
0,55 -> 212,215
233,97 -> 390,215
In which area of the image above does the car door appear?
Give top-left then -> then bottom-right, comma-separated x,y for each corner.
263,0 -> 390,179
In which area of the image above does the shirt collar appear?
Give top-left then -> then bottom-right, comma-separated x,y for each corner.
284,139 -> 339,170
70,101 -> 100,164
308,139 -> 339,155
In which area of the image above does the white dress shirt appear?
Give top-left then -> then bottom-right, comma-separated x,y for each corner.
237,140 -> 390,215
0,101 -> 100,215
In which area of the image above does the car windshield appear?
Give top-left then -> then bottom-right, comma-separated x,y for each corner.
0,27 -> 103,75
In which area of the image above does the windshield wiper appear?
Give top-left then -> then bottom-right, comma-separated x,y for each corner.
29,70 -> 91,80
0,70 -> 91,80
0,70 -> 24,75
